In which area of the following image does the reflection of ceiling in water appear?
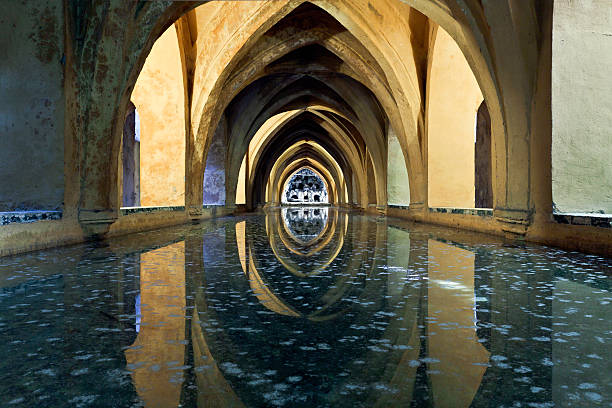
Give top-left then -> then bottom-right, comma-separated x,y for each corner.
281,207 -> 329,244
268,208 -> 347,277
5,210 -> 606,407
119,218 -> 603,408
118,213 -> 521,408
8,209 -> 594,408
233,209 -> 378,322
192,224 -> 494,408
187,217 -> 491,408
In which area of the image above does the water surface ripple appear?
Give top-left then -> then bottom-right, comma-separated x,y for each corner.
0,207 -> 610,407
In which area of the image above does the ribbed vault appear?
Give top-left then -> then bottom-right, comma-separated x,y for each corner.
202,3 -> 395,210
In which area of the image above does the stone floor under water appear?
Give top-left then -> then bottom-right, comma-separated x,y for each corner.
0,207 -> 610,407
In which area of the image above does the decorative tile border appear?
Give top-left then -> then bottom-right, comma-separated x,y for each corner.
552,213 -> 612,229
429,207 -> 493,217
120,206 -> 185,216
387,205 -> 410,210
1,211 -> 62,226
120,205 -> 227,216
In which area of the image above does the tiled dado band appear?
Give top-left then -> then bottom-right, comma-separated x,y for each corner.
388,205 -> 494,217
390,206 -> 612,229
2,207 -> 610,229
1,211 -> 62,226
1,205 -> 229,226
553,213 -> 612,229
120,206 -> 185,215
428,207 -> 493,217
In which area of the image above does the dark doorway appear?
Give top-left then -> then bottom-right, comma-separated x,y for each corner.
475,101 -> 492,208
122,102 -> 141,207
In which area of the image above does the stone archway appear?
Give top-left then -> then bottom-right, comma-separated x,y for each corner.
70,0 -> 547,238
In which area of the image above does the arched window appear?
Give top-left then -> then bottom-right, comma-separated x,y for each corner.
128,24 -> 186,207
427,27 -> 486,209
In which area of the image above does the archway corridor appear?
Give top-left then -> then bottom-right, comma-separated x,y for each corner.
1,0 -> 611,257
0,1 -> 611,405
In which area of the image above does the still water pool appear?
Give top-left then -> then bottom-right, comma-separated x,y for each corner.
0,207 -> 610,407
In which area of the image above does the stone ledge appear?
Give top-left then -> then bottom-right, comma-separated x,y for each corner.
552,212 -> 612,229
429,207 -> 493,217
1,211 -> 62,226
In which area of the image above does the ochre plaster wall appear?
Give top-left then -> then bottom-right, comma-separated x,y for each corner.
427,27 -> 483,208
0,1 -> 64,211
387,127 -> 411,206
132,26 -> 185,206
552,0 -> 612,214
235,155 -> 247,205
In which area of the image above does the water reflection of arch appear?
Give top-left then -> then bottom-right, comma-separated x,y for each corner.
247,215 -> 360,320
234,211 -> 388,322
117,221 -> 566,407
266,208 -> 348,276
187,219 -> 427,407
280,207 -> 331,247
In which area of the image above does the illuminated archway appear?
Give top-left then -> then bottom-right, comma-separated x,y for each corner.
282,167 -> 329,204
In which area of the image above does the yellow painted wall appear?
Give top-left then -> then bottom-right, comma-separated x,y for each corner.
427,27 -> 482,208
235,155 -> 247,205
132,25 -> 185,206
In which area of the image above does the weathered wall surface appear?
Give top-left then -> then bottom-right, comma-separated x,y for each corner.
132,25 -> 185,206
552,0 -> 612,214
427,27 -> 482,208
203,117 -> 226,205
387,127 -> 411,206
0,1 -> 64,210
